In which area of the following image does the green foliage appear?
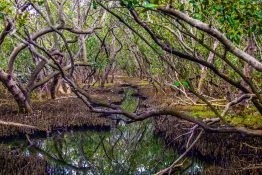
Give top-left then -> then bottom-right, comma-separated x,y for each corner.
31,0 -> 44,5
0,1 -> 11,13
0,0 -> 260,121
37,0 -> 45,6
0,12 -> 4,19
185,0 -> 262,44
120,0 -> 139,8
17,11 -> 29,28
0,0 -> 12,20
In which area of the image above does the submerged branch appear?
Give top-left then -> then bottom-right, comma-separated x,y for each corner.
156,129 -> 204,175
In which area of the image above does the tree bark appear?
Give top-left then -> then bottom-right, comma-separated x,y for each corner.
101,34 -> 121,87
50,74 -> 60,99
159,7 -> 262,72
197,39 -> 219,94
0,69 -> 31,112
237,38 -> 258,112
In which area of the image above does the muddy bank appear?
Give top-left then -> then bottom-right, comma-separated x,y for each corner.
138,84 -> 262,174
0,98 -> 111,138
0,84 -> 146,138
0,144 -> 47,175
1,79 -> 261,174
0,84 -> 155,175
154,116 -> 262,174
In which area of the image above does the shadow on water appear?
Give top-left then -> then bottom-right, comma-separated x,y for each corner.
0,87 -> 232,175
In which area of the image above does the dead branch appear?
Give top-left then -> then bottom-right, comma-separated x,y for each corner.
221,94 -> 255,117
0,120 -> 42,130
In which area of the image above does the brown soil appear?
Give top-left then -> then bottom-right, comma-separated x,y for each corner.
0,84 -> 131,138
0,97 -> 112,138
0,76 -> 148,138
0,144 -> 47,175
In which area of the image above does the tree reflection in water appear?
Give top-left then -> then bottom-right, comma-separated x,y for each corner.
3,88 -> 202,175
26,122 -> 181,175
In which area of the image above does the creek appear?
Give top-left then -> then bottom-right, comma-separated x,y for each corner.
1,87 -> 260,174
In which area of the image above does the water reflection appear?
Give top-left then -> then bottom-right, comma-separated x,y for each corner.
1,87 -> 202,175
24,122 -> 178,174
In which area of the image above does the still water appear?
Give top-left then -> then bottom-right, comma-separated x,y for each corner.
4,122 -> 203,175
0,88 -> 203,174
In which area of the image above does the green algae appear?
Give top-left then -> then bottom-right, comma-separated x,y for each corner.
225,114 -> 262,129
188,106 -> 262,129
190,110 -> 217,119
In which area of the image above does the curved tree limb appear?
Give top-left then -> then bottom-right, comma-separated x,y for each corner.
158,7 -> 262,72
8,25 -> 100,75
222,94 -> 255,117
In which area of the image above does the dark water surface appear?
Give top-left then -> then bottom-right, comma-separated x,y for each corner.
0,87 -> 204,174
9,123 -> 186,174
2,122 -> 204,175
2,87 -> 259,175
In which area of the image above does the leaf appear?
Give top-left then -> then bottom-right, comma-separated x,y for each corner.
234,35 -> 240,45
258,11 -> 262,19
173,81 -> 180,87
38,0 -> 44,6
226,15 -> 234,26
218,17 -> 225,23
179,4 -> 185,11
92,0 -> 97,9
0,12 -> 4,19
182,81 -> 190,88
189,0 -> 196,5
195,14 -> 202,20
251,25 -> 256,32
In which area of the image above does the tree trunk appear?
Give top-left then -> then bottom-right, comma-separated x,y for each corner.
111,62 -> 116,83
50,74 -> 59,99
101,35 -> 120,87
197,39 -> 219,94
237,38 -> 258,112
0,69 -> 31,112
101,64 -> 112,87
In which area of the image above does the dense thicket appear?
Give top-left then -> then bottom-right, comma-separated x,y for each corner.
0,0 -> 261,134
